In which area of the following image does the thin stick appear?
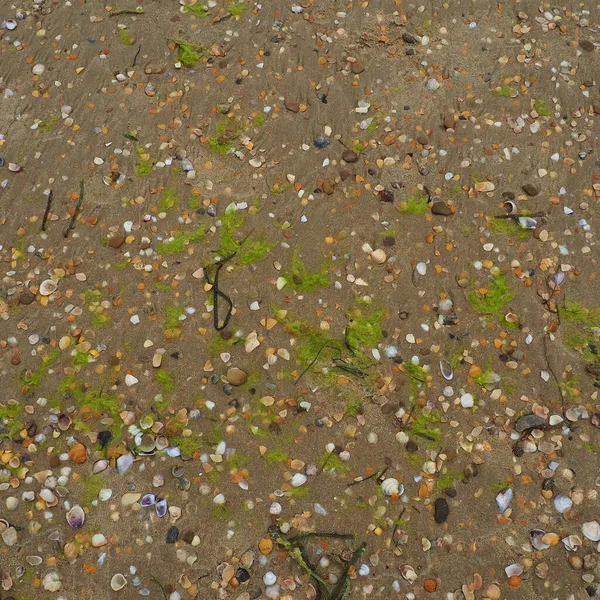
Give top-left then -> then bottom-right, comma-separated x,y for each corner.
329,542 -> 367,600
288,532 -> 354,543
64,180 -> 85,238
41,190 -> 54,232
542,333 -> 566,417
109,8 -> 144,17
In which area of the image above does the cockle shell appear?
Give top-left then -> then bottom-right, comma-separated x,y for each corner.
582,521 -> 600,542
39,279 -> 58,296
381,477 -> 402,496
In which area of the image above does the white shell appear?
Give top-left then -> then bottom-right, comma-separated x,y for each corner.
111,573 -> 127,591
291,473 -> 307,487
553,494 -> 573,514
495,488 -> 512,512
562,535 -> 582,551
504,563 -> 523,577
380,477 -> 401,496
39,279 -> 57,296
582,521 -> 600,542
400,564 -> 417,584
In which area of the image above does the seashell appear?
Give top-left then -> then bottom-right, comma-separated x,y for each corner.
91,533 -> 108,547
381,477 -> 401,496
496,488 -> 512,512
40,488 -> 57,504
1,526 -> 17,546
155,498 -> 168,517
529,529 -> 550,550
140,494 -> 156,507
504,563 -> 523,577
399,564 -> 417,584
503,200 -> 517,214
291,473 -> 307,487
259,537 -> 274,555
98,489 -> 112,501
63,541 -> 81,561
93,459 -> 109,474
553,494 -> 573,514
155,436 -> 169,450
562,535 -> 582,551
57,414 -> 72,431
111,573 -> 127,591
370,249 -> 387,264
439,359 -> 453,380
121,492 -> 141,506
68,443 -> 87,464
66,505 -> 85,528
582,521 -> 600,542
42,572 -> 62,592
39,279 -> 58,296
116,453 -> 134,473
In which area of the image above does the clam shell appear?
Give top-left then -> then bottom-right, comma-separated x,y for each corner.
66,505 -> 85,528
504,563 -> 523,577
529,529 -> 550,550
111,573 -> 127,591
582,521 -> 600,542
553,494 -> 573,514
57,414 -> 72,431
155,498 -> 168,517
380,477 -> 401,496
116,453 -> 134,473
439,359 -> 453,380
39,279 -> 58,296
92,459 -> 109,474
140,493 -> 156,507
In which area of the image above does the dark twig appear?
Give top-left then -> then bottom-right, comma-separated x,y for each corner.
109,8 -> 144,17
294,343 -> 340,384
542,333 -> 566,417
347,465 -> 389,487
41,190 -> 53,232
329,542 -> 366,600
64,180 -> 85,238
131,44 -> 142,67
288,532 -> 354,543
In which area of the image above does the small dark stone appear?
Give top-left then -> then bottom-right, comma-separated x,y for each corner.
405,440 -> 418,453
49,455 -> 61,468
382,235 -> 395,247
285,99 -> 300,112
443,115 -> 456,129
381,403 -> 397,415
579,40 -> 595,52
108,235 -> 125,248
247,586 -> 262,600
182,530 -> 195,544
444,487 -> 457,498
342,149 -> 358,163
541,477 -> 554,492
416,134 -> 429,146
521,183 -> 539,197
351,62 -> 365,74
166,526 -> 179,544
515,413 -> 546,433
236,568 -> 250,583
322,180 -> 336,195
502,191 -> 515,200
368,168 -> 377,176
402,32 -> 418,44
223,383 -> 234,395
431,201 -> 452,216
434,497 -> 449,523
339,169 -> 353,181
314,136 -> 329,149
379,189 -> 394,202
97,430 -> 112,448
19,290 -> 35,305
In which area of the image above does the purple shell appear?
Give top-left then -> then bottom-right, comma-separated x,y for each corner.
155,499 -> 168,518
66,505 -> 85,528
140,494 -> 156,507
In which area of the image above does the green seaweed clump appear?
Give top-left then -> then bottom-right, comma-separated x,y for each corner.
119,28 -> 134,45
468,272 -> 514,316
218,208 -> 275,264
159,188 -> 180,212
489,218 -> 528,240
37,115 -> 59,133
135,146 -> 155,177
207,119 -> 244,155
183,3 -> 209,17
534,98 -> 552,117
284,246 -> 329,291
155,368 -> 175,391
20,349 -> 60,388
345,306 -> 385,350
409,412 -> 441,442
157,224 -> 206,255
226,0 -> 248,17
173,39 -> 205,67
398,194 -> 429,214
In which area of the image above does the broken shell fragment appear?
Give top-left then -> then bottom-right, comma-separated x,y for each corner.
439,359 -> 453,380
155,498 -> 168,517
400,564 -> 417,584
530,529 -> 550,550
